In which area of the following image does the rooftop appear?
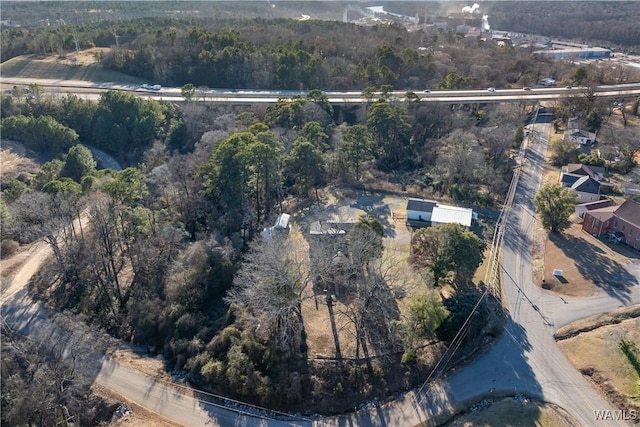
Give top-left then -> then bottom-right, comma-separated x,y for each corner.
615,199 -> 640,227
430,205 -> 473,227
563,163 -> 605,179
309,220 -> 355,235
576,199 -> 614,210
406,198 -> 437,213
572,176 -> 600,194
585,205 -> 618,222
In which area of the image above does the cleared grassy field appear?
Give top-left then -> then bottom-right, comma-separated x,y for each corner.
558,316 -> 640,409
442,398 -> 576,427
1,53 -> 141,84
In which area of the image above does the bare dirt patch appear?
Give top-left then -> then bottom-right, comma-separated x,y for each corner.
538,223 -> 639,298
91,383 -> 182,427
557,313 -> 640,422
441,397 -> 578,426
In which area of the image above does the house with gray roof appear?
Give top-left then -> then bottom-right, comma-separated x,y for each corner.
560,166 -> 602,203
564,129 -> 596,145
406,198 -> 437,222
571,176 -> 601,203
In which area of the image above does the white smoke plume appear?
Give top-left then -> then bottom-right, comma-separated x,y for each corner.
482,15 -> 490,31
461,3 -> 480,14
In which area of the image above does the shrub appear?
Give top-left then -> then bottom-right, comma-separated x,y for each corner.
201,359 -> 225,383
401,349 -> 417,364
348,365 -> 366,388
618,339 -> 640,376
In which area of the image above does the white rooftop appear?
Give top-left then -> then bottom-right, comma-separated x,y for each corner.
274,213 -> 291,229
431,205 -> 473,227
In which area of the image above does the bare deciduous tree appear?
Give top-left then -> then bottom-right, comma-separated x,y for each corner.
226,235 -> 311,359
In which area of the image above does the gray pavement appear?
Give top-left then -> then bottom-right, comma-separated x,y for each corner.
2,121 -> 639,426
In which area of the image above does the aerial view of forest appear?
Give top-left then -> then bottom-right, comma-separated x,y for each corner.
1,2 -> 640,426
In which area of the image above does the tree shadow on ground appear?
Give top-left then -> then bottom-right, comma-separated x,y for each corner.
350,192 -> 396,238
269,304 -> 543,427
502,221 -> 532,261
549,232 -> 637,303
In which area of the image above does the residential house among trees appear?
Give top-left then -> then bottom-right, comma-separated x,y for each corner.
559,163 -> 611,203
405,198 -> 475,228
406,198 -> 437,222
560,174 -> 601,203
564,129 -> 596,145
562,163 -> 614,193
582,199 -> 640,250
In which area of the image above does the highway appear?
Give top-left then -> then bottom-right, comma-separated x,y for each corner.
2,77 -> 640,104
2,77 -> 640,426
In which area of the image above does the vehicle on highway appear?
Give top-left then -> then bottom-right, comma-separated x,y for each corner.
565,85 -> 572,89
141,84 -> 162,91
523,87 -> 531,91
423,89 -> 430,93
487,87 -> 496,92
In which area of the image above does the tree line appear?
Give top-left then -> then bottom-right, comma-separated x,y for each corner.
1,82 -> 515,413
6,14 -> 637,92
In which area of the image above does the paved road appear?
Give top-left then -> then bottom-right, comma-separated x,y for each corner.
495,121 -> 639,426
2,115 -> 639,426
2,77 -> 640,104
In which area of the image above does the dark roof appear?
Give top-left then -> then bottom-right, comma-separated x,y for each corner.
406,198 -> 437,213
614,199 -> 640,227
572,176 -> 600,194
560,172 -> 582,187
562,163 -> 605,180
570,130 -> 593,138
576,199 -> 614,210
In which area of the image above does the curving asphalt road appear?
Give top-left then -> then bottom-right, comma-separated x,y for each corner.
2,98 -> 639,426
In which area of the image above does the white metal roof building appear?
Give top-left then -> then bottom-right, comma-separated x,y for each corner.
430,205 -> 474,227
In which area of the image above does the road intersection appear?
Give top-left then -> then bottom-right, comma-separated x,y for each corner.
2,96 -> 639,427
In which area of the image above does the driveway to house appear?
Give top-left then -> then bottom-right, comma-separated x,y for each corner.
320,121 -> 640,426
2,121 -> 639,426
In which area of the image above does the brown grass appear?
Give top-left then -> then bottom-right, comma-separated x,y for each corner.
1,48 -> 140,83
0,140 -> 40,181
91,383 -> 182,427
442,397 -> 578,427
558,316 -> 640,417
540,223 -> 639,297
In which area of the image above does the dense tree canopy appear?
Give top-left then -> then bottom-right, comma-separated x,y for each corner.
411,223 -> 486,287
1,115 -> 78,153
60,144 -> 96,182
534,183 -> 577,233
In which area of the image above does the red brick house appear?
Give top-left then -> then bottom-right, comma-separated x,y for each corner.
582,199 -> 640,250
582,206 -> 618,237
